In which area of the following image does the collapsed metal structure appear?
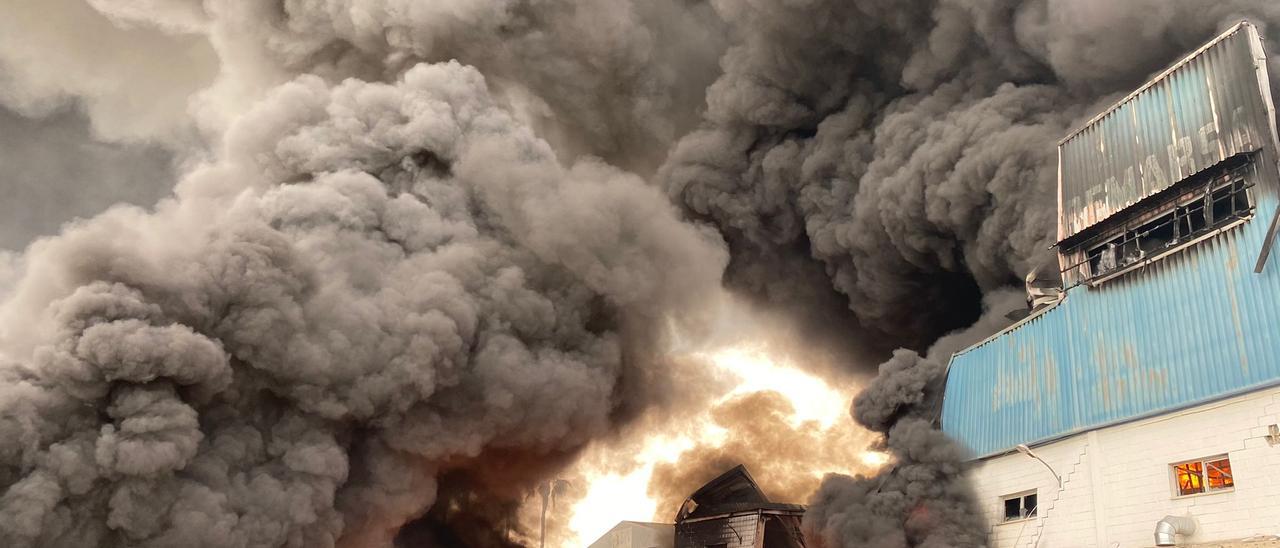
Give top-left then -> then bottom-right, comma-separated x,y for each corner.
673,466 -> 806,548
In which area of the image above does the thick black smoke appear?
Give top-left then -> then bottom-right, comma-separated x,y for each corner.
803,349 -> 987,548
802,292 -> 1024,548
657,3 -> 1280,546
662,0 -> 1280,350
0,60 -> 727,547
5,2 -> 1280,547
0,0 -> 727,175
0,2 -> 737,545
808,286 -> 1018,548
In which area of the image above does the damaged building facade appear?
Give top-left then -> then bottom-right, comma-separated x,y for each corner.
672,466 -> 805,548
942,22 -> 1280,547
588,466 -> 806,548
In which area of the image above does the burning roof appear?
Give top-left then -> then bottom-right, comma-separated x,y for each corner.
675,465 -> 805,522
674,465 -> 806,548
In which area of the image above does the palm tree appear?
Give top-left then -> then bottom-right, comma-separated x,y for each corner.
537,479 -> 571,548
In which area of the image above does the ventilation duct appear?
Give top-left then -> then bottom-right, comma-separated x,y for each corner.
1154,515 -> 1197,546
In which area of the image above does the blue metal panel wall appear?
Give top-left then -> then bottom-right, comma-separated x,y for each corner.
942,162 -> 1280,458
1058,22 -> 1273,242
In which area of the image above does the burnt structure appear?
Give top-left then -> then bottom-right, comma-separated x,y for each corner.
673,466 -> 806,548
942,21 -> 1280,546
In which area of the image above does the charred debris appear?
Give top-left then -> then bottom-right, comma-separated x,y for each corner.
589,465 -> 806,548
674,465 -> 806,548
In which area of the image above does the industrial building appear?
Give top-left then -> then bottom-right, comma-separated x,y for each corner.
672,466 -> 806,548
587,521 -> 674,548
588,465 -> 806,548
941,22 -> 1280,547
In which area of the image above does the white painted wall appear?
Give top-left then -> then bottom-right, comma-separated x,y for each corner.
966,384 -> 1280,548
587,521 -> 673,548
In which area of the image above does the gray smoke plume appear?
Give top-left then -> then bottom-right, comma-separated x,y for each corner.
662,0 -> 1280,351
1,0 -> 727,258
0,58 -> 727,547
188,0 -> 728,175
0,6 -> 731,544
802,291 -> 1024,548
7,1 -> 1280,547
0,0 -> 726,174
803,348 -> 988,548
656,3 -> 1280,546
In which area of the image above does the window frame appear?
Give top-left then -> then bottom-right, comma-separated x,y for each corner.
998,490 -> 1039,523
1058,160 -> 1256,288
1085,175 -> 1252,282
1169,454 -> 1235,499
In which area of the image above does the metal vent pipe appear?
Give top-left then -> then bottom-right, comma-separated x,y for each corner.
1154,515 -> 1196,546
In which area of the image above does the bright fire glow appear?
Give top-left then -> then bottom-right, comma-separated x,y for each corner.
567,464 -> 657,538
563,343 -> 876,545
701,346 -> 851,428
861,451 -> 891,467
565,436 -> 693,543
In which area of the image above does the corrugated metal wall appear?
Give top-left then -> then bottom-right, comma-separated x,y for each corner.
944,20 -> 1280,457
1058,23 -> 1272,242
943,161 -> 1280,457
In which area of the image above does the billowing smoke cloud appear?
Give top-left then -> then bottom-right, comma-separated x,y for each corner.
803,339 -> 995,546
662,0 -> 1280,351
7,1 -> 1280,547
0,58 -> 727,547
1,0 -> 728,259
801,292 -> 1090,547
189,0 -> 728,175
0,6 -> 732,543
662,5 -> 1280,542
0,0 -> 726,174
0,0 -> 215,144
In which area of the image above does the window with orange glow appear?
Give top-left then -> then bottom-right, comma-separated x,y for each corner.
1171,455 -> 1233,497
1206,458 -> 1234,490
1173,462 -> 1203,496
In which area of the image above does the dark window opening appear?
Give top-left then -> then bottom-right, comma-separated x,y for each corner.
762,516 -> 806,548
1003,497 -> 1019,520
1081,173 -> 1252,280
1002,492 -> 1037,521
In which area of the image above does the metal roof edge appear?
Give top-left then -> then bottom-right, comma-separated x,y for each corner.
947,294 -> 1067,362
1057,20 -> 1253,146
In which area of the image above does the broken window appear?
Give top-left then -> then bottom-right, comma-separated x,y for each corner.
1086,175 -> 1251,278
1001,491 -> 1037,521
1058,161 -> 1255,286
1172,455 -> 1234,496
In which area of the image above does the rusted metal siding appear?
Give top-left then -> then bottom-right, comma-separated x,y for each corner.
1058,22 -> 1275,242
942,179 -> 1280,458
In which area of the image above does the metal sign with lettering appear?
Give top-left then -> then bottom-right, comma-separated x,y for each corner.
1058,22 -> 1273,243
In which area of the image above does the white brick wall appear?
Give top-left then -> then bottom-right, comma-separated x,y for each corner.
966,385 -> 1280,548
